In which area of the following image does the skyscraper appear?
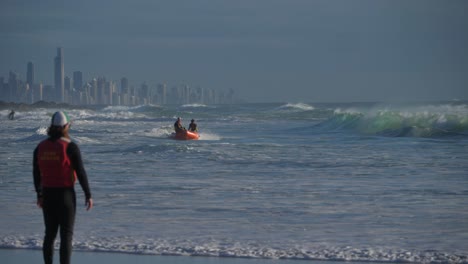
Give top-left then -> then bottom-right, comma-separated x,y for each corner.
54,47 -> 64,102
97,77 -> 106,105
73,71 -> 83,91
157,83 -> 167,105
8,71 -> 19,102
121,77 -> 129,94
27,61 -> 34,86
65,76 -> 71,102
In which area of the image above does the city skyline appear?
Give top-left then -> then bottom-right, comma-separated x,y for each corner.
1,1 -> 467,103
0,47 -> 236,106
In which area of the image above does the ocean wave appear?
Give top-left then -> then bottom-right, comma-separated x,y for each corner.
73,136 -> 101,144
103,104 -> 162,113
1,236 -> 466,263
181,104 -> 209,108
277,103 -> 315,111
142,127 -> 173,138
36,126 -> 47,135
89,105 -> 167,122
83,111 -> 144,122
314,104 -> 468,138
198,132 -> 221,141
15,126 -> 48,142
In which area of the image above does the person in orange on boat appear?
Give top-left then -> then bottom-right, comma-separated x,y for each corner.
174,117 -> 185,133
188,119 -> 198,132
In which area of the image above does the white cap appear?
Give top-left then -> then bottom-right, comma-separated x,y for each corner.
51,111 -> 70,127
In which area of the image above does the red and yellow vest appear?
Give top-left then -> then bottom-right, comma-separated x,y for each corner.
37,138 -> 77,188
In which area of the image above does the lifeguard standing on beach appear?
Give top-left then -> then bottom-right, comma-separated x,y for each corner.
33,111 -> 93,264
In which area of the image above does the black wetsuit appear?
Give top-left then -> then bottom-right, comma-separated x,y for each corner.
33,139 -> 91,264
174,121 -> 184,133
188,123 -> 197,132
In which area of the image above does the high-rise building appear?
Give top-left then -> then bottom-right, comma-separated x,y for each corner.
105,80 -> 115,105
121,77 -> 129,94
65,76 -> 71,103
91,78 -> 98,104
33,83 -> 43,102
73,71 -> 83,91
65,76 -> 71,90
43,85 -> 53,102
140,82 -> 150,104
157,83 -> 167,105
183,85 -> 190,104
8,71 -> 19,102
97,77 -> 106,104
54,47 -> 64,102
27,61 -> 34,87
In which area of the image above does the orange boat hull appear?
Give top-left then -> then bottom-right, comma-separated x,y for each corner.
173,130 -> 199,140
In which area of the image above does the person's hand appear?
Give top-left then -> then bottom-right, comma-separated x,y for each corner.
37,197 -> 43,208
86,198 -> 93,211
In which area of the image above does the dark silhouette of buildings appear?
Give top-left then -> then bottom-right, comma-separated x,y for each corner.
1,47 -> 236,105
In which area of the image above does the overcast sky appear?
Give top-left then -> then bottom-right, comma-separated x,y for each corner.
1,0 -> 467,103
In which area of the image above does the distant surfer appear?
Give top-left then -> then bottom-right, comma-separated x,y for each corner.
188,119 -> 198,132
174,117 -> 186,133
8,110 -> 15,120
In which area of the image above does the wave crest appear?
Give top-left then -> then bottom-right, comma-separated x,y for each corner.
181,104 -> 209,108
277,103 -> 315,111
319,105 -> 468,137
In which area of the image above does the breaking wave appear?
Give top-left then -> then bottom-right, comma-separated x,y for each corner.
315,104 -> 468,138
181,104 -> 209,108
1,236 -> 466,263
277,103 -> 315,111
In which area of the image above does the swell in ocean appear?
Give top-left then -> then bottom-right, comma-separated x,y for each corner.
272,102 -> 468,138
2,101 -> 467,139
1,101 -> 467,263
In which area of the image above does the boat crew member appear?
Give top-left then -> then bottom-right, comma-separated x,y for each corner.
188,119 -> 198,132
174,117 -> 185,133
33,111 -> 93,264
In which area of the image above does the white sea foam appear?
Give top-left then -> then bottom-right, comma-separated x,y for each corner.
143,127 -> 173,138
73,136 -> 101,144
278,103 -> 315,111
1,236 -> 467,263
198,132 -> 221,141
181,104 -> 209,108
102,105 -> 135,112
36,126 -> 48,135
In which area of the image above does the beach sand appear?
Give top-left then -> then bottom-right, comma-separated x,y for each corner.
1,248 -> 372,264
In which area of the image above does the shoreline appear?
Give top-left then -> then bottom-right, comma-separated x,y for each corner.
0,248 -> 378,264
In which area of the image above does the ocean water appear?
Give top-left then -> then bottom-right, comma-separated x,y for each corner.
1,101 -> 468,263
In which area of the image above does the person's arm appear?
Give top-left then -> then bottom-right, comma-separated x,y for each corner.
67,142 -> 93,210
33,146 -> 43,208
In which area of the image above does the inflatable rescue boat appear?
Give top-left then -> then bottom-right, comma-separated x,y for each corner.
172,130 -> 199,140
